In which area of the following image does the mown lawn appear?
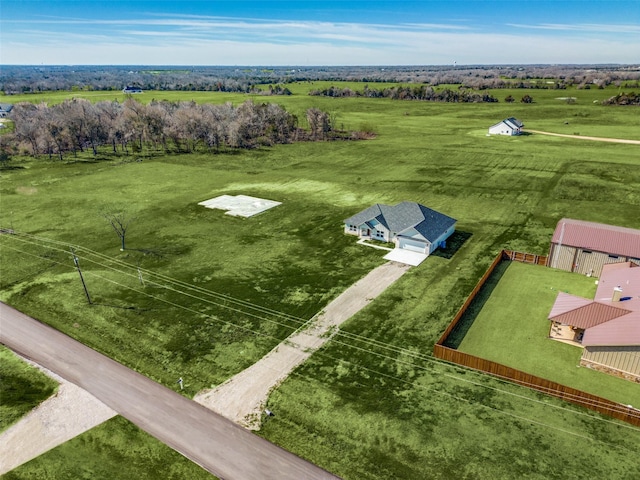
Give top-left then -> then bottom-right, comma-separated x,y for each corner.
1,86 -> 639,478
457,261 -> 640,406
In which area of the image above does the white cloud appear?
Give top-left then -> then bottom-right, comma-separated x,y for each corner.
2,15 -> 639,64
507,23 -> 640,34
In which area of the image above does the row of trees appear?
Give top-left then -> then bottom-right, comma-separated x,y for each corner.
3,65 -> 638,95
309,85 -> 499,103
6,98 -> 338,160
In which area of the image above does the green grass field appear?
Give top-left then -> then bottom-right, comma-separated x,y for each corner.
1,84 -> 640,478
0,347 -> 58,432
457,261 -> 640,405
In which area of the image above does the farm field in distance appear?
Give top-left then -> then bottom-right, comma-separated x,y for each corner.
1,82 -> 640,479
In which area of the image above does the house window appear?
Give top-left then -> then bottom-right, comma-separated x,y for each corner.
608,255 -> 619,259
348,224 -> 357,231
583,250 -> 592,254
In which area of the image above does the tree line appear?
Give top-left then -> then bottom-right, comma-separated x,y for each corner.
5,98 -> 346,160
2,65 -> 638,95
309,85 -> 500,103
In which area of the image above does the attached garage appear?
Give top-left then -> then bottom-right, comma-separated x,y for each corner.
398,237 -> 427,253
344,201 -> 456,262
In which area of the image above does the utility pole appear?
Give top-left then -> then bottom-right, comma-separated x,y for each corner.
71,248 -> 92,305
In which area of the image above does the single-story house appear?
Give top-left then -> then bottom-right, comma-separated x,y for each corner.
122,86 -> 143,94
548,261 -> 640,381
0,103 -> 13,118
344,202 -> 456,256
548,218 -> 640,277
488,117 -> 524,136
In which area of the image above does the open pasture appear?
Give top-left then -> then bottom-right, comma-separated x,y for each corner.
1,86 -> 640,478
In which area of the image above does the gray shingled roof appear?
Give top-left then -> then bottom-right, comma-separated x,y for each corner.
504,117 -> 524,128
490,117 -> 524,130
344,202 -> 456,242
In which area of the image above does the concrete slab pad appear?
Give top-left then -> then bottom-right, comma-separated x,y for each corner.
384,248 -> 428,266
198,195 -> 281,218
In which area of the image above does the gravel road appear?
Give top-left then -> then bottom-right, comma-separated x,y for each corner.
195,261 -> 410,428
0,356 -> 116,475
525,129 -> 640,145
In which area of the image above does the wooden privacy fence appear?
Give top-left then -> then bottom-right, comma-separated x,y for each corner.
503,249 -> 548,266
434,249 -> 640,427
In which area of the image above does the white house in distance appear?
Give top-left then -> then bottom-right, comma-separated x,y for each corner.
489,117 -> 524,136
344,202 -> 456,256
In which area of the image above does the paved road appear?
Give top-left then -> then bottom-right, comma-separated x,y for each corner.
0,302 -> 339,480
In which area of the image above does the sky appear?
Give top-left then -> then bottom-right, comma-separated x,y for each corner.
1,0 -> 639,65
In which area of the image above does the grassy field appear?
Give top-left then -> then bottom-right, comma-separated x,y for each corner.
0,347 -> 58,432
1,84 -> 640,478
456,261 -> 640,405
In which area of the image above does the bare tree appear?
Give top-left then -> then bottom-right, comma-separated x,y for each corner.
306,108 -> 331,140
101,207 -> 136,251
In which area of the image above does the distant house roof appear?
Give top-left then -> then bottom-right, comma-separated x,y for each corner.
344,202 -> 456,243
503,117 -> 523,129
490,117 -> 523,130
123,86 -> 143,93
551,218 -> 640,259
549,262 -> 640,346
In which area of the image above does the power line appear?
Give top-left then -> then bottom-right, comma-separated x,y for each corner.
3,233 -> 639,419
3,233 -> 639,418
2,235 -> 639,435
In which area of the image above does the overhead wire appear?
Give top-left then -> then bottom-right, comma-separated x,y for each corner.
3,232 -> 639,418
2,233 -> 639,436
3,232 -> 639,419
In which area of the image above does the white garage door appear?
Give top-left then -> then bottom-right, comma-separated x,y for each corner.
399,238 -> 426,253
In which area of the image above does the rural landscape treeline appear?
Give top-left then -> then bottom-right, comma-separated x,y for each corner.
2,64 -> 640,94
6,98 -> 343,159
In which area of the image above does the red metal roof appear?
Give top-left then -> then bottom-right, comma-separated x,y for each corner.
551,218 -> 640,259
548,262 -> 640,346
583,312 -> 640,347
548,292 -> 592,318
550,302 -> 630,329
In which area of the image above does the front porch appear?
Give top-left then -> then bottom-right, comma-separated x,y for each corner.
549,322 -> 584,348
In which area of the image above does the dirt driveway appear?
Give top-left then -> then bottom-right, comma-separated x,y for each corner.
525,129 -> 640,145
195,261 -> 410,429
0,260 -> 409,474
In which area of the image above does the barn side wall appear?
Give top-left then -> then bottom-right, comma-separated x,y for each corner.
581,346 -> 640,382
549,243 -> 633,277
